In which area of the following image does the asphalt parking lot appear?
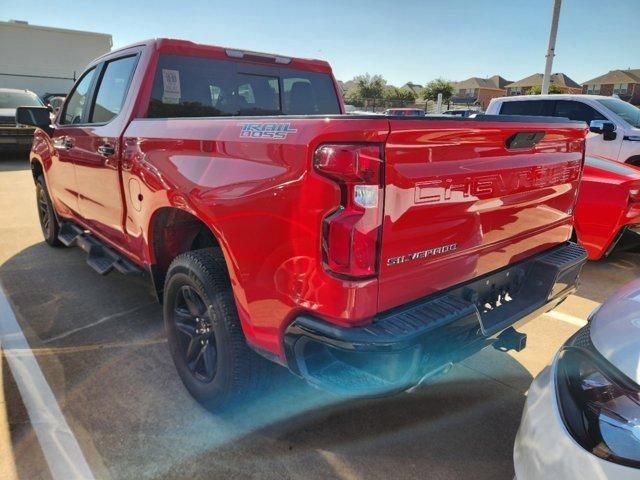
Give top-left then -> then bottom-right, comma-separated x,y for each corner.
1,154 -> 639,480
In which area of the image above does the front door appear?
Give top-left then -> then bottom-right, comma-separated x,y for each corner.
554,100 -> 623,160
71,55 -> 138,246
49,67 -> 98,217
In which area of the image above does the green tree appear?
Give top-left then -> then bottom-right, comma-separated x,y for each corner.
422,78 -> 454,103
384,86 -> 417,106
344,88 -> 363,107
527,84 -> 562,95
352,74 -> 386,107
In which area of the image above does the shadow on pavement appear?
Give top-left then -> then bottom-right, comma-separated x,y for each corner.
1,241 -> 533,480
578,249 -> 640,304
0,155 -> 30,171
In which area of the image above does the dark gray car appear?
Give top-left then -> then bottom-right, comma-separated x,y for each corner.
0,88 -> 45,153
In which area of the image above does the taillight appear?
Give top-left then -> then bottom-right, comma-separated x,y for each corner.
314,144 -> 383,278
629,186 -> 640,204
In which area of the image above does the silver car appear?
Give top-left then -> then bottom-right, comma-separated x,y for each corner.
514,279 -> 640,479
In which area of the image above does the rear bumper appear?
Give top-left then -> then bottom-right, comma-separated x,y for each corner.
284,242 -> 587,396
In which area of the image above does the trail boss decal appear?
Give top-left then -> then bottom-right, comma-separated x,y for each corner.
239,123 -> 298,139
387,243 -> 458,266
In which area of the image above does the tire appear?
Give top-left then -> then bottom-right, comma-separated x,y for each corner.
36,175 -> 62,247
163,248 -> 272,410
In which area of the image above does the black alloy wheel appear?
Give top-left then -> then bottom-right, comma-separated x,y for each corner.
172,285 -> 218,383
163,249 -> 274,410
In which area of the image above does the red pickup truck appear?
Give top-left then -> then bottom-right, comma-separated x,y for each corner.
17,39 -> 588,408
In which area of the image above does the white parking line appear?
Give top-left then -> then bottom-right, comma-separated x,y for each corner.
0,286 -> 95,480
545,310 -> 588,327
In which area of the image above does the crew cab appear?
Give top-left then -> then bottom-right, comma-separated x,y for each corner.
18,39 -> 588,408
486,94 -> 640,165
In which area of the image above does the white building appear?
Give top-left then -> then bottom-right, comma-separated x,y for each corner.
0,20 -> 112,97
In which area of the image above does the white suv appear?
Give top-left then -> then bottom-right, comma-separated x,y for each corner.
486,95 -> 640,165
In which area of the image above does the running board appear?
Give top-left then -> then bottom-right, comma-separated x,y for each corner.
58,222 -> 143,276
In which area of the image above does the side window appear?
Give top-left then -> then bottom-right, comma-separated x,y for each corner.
499,100 -> 550,116
90,56 -> 137,123
61,68 -> 96,125
554,100 -> 606,124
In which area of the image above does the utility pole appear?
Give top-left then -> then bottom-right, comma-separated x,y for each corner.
542,0 -> 562,95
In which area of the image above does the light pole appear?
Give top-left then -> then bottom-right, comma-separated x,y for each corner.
542,0 -> 562,95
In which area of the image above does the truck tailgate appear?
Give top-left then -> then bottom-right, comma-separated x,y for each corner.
378,117 -> 586,312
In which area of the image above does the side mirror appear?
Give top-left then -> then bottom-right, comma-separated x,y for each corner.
15,106 -> 51,129
589,120 -> 617,141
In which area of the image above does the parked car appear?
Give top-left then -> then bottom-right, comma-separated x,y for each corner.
574,155 -> 640,260
349,110 -> 381,115
486,94 -> 640,165
17,38 -> 588,409
0,88 -> 45,152
383,107 -> 425,116
514,279 -> 640,479
442,109 -> 480,117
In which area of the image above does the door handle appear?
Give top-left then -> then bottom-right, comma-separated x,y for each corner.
64,138 -> 74,149
97,144 -> 115,156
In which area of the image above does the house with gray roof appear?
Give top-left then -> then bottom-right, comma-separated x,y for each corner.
450,75 -> 511,109
582,69 -> 640,104
505,73 -> 582,96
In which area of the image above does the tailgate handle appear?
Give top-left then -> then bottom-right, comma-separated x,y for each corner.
505,132 -> 545,149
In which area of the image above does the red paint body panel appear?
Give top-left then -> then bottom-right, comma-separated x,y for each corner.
378,120 -> 585,311
121,117 -> 389,354
574,156 -> 640,260
30,39 -> 589,361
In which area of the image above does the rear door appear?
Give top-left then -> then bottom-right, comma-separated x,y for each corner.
377,117 -> 586,312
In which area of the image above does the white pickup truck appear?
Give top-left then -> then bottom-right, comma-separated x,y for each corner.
486,94 -> 640,165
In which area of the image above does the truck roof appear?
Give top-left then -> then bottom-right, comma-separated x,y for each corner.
104,38 -> 333,74
492,94 -> 615,102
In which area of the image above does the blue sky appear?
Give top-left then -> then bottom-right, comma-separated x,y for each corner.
2,0 -> 639,85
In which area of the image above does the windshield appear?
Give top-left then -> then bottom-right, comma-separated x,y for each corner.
0,91 -> 43,109
596,98 -> 640,128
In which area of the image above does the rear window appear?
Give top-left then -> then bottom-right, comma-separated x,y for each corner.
147,54 -> 340,118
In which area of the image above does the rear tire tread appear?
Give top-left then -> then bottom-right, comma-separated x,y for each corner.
164,248 -> 273,410
36,175 -> 62,247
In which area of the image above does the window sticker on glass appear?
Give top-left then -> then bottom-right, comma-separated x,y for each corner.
162,69 -> 181,104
